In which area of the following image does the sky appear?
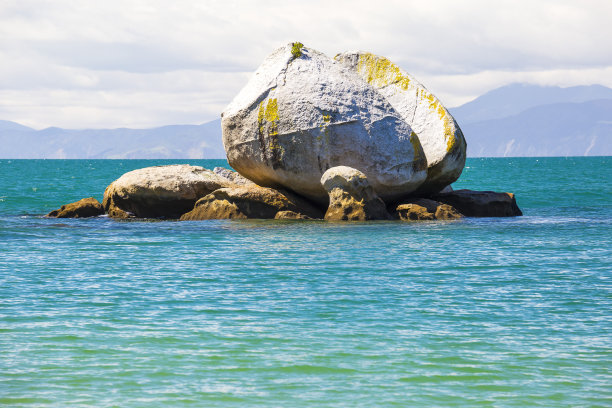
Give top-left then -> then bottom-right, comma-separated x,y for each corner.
1,0 -> 611,129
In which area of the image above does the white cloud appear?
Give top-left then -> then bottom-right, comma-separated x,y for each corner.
0,0 -> 611,128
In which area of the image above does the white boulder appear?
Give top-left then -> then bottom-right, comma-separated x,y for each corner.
221,42 -> 428,203
102,165 -> 232,218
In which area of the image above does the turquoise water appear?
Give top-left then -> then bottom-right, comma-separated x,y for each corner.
1,157 -> 611,407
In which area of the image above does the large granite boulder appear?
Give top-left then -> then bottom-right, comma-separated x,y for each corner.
222,42 -> 427,203
336,52 -> 467,193
180,185 -> 323,220
321,166 -> 390,221
432,189 -> 522,217
392,198 -> 463,221
46,197 -> 104,218
103,165 -> 232,218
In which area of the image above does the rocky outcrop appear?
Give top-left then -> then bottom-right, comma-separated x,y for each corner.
180,185 -> 323,220
432,189 -> 522,217
103,165 -> 232,219
393,198 -> 463,221
222,42 -> 427,203
274,211 -> 313,220
336,52 -> 467,194
70,44 -> 521,223
46,197 -> 104,218
213,167 -> 255,186
321,166 -> 390,221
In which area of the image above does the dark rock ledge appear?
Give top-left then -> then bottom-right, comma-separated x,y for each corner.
46,197 -> 104,218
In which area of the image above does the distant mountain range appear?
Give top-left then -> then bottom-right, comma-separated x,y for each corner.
0,119 -> 225,159
449,83 -> 612,157
1,83 -> 611,158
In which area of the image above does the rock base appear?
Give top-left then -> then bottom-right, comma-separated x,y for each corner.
46,197 -> 104,218
103,165 -> 232,219
431,189 -> 522,217
393,198 -> 463,221
321,166 -> 390,221
48,167 -> 523,222
180,185 -> 323,221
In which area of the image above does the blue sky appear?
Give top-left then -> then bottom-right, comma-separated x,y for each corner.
1,0 -> 611,129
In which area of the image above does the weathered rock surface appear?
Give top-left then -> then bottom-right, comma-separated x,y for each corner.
213,167 -> 255,186
393,198 -> 463,221
432,189 -> 522,217
180,185 -> 323,220
321,166 -> 390,221
336,52 -> 467,193
46,197 -> 104,218
103,165 -> 232,218
222,42 -> 427,203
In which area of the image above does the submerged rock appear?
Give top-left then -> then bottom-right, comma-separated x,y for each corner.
274,210 -> 313,220
321,166 -> 390,221
180,185 -> 323,220
432,189 -> 523,217
222,42 -> 427,203
336,52 -> 467,193
103,165 -> 232,219
46,197 -> 104,218
393,198 -> 463,221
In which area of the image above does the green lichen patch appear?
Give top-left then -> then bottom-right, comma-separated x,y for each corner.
291,42 -> 304,59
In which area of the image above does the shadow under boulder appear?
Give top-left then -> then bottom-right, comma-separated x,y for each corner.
180,185 -> 323,220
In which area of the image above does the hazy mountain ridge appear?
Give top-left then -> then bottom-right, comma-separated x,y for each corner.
451,83 -> 612,125
448,84 -> 612,157
0,119 -> 225,159
1,84 -> 611,158
458,99 -> 612,157
0,120 -> 34,132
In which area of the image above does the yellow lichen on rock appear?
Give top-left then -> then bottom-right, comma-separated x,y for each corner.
317,113 -> 332,144
258,98 -> 279,135
417,88 -> 456,154
355,53 -> 411,90
264,98 -> 279,123
444,117 -> 456,153
258,98 -> 283,162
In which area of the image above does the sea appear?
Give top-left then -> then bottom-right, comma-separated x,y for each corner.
0,157 -> 610,407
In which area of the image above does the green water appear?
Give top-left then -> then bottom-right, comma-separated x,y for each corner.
0,158 -> 610,407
